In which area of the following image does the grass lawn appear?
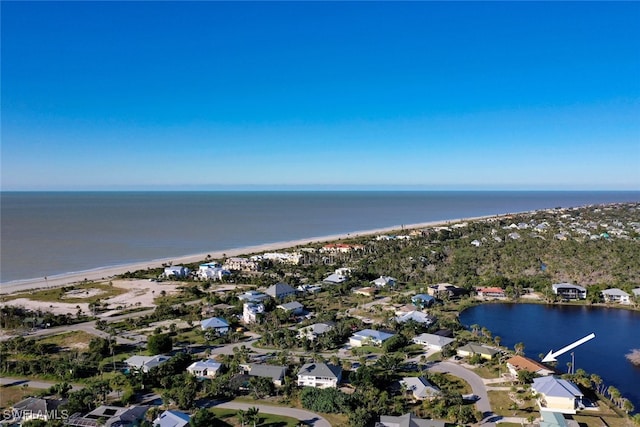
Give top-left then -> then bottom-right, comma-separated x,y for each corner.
487,390 -> 537,418
472,364 -> 502,379
0,386 -> 40,410
211,408 -> 303,426
38,330 -> 97,351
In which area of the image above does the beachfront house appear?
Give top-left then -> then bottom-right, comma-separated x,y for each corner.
163,266 -> 190,279
412,333 -> 454,351
223,257 -> 259,272
401,376 -> 441,400
552,283 -> 587,300
601,288 -> 631,304
506,355 -> 555,377
456,343 -> 500,360
197,263 -> 230,281
186,359 -> 222,379
297,362 -> 342,388
124,355 -> 170,373
265,282 -> 297,300
350,329 -> 395,347
154,410 -> 191,427
200,317 -> 230,335
532,376 -> 584,414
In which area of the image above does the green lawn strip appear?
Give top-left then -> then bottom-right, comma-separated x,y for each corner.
487,390 -> 537,418
211,408 -> 302,427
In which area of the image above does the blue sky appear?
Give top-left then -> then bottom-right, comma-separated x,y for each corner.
2,1 -> 639,190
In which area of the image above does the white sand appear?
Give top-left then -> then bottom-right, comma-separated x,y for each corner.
0,215 -> 494,295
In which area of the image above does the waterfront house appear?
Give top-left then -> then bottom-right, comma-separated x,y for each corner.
163,266 -> 190,279
401,376 -> 441,400
476,287 -> 507,298
243,302 -> 264,324
411,294 -> 435,308
412,333 -> 454,351
350,329 -> 395,347
277,301 -> 304,315
297,362 -> 342,388
633,288 -> 640,298
124,354 -> 170,373
223,257 -> 259,271
298,322 -> 335,341
197,263 -> 230,281
532,376 -> 584,414
601,288 -> 631,304
154,410 -> 191,427
11,397 -> 67,424
427,283 -> 458,298
265,282 -> 297,300
376,413 -> 446,427
456,343 -> 500,360
200,316 -> 230,334
552,283 -> 587,300
395,311 -> 435,326
186,359 -> 222,379
243,363 -> 287,386
372,276 -> 397,287
506,355 -> 555,377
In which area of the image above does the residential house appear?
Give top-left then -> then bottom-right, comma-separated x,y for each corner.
154,410 -> 191,427
66,405 -> 149,427
401,377 -> 441,400
11,397 -> 67,424
376,413 -> 446,427
186,359 -> 222,379
532,376 -> 584,414
470,239 -> 482,247
601,288 -> 631,304
197,263 -> 230,281
200,317 -> 230,334
323,268 -> 351,284
163,266 -> 190,279
476,287 -> 507,298
552,283 -> 587,300
350,329 -> 395,347
298,284 -> 322,294
320,244 -> 364,253
456,343 -> 500,360
372,276 -> 397,287
238,290 -> 269,302
223,257 -> 259,272
277,301 -> 304,315
412,333 -> 454,351
297,362 -> 342,388
411,294 -> 435,308
253,252 -> 302,265
506,355 -> 555,377
427,283 -> 456,298
395,311 -> 435,326
539,410 -> 569,427
124,355 -> 170,373
632,288 -> 640,298
243,363 -> 287,386
298,322 -> 335,341
243,302 -> 264,324
265,282 -> 297,300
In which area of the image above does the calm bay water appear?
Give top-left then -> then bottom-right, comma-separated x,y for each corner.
1,191 -> 639,283
459,303 -> 640,411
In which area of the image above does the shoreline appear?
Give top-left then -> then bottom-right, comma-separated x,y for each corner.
0,214 -> 495,295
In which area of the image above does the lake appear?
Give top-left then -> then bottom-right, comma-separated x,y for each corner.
459,303 -> 640,411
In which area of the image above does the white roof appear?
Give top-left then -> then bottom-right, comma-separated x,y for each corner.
187,360 -> 222,372
412,333 -> 454,347
154,410 -> 190,427
201,317 -> 229,329
602,288 -> 630,297
401,376 -> 441,399
396,311 -> 434,324
533,376 -> 583,399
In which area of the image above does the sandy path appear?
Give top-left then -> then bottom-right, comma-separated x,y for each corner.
0,215 -> 493,295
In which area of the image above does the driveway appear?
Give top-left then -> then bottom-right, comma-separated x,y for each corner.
429,361 -> 495,423
213,401 -> 331,427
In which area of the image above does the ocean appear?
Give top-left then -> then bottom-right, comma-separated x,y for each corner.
1,191 -> 639,283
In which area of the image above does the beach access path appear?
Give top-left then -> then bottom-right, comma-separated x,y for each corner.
0,215 -> 492,295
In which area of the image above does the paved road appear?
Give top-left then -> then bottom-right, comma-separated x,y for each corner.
430,361 -> 494,422
213,401 -> 331,427
0,377 -> 83,391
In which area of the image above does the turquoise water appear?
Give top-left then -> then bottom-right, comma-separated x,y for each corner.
1,191 -> 638,283
459,303 -> 640,412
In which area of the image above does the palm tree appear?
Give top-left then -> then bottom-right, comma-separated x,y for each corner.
514,342 -> 525,355
246,407 -> 260,427
236,409 -> 246,427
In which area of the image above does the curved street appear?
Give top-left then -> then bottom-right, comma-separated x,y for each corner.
213,401 -> 331,427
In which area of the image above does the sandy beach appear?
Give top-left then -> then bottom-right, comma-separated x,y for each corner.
0,215 -> 493,295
